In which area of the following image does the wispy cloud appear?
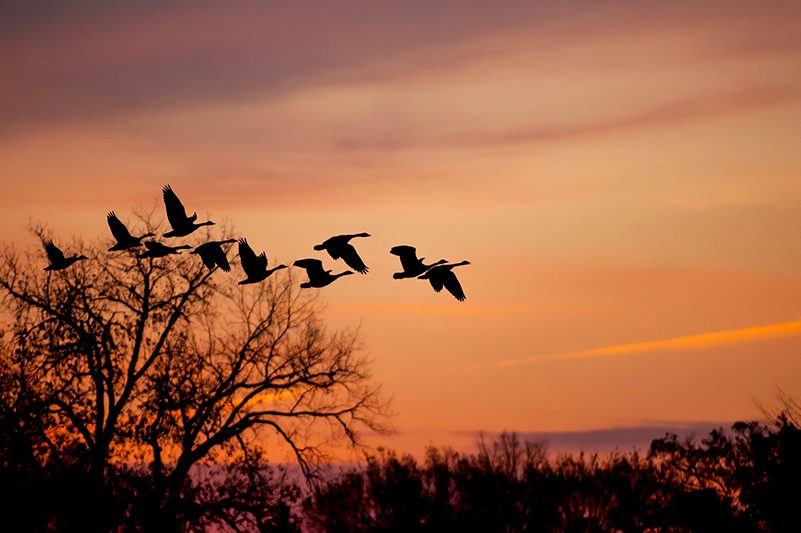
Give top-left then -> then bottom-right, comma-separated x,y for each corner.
461,319 -> 801,371
335,85 -> 801,150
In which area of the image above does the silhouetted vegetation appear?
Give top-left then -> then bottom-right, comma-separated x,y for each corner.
306,416 -> 801,532
0,226 -> 384,532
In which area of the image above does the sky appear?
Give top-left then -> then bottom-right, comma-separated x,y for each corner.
2,0 -> 801,456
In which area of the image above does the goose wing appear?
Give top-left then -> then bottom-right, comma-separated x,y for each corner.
338,243 -> 368,274
199,243 -> 231,271
293,258 -> 327,279
238,239 -> 265,277
215,247 -> 232,272
44,240 -> 66,264
195,245 -> 218,270
162,185 -> 190,228
320,235 -> 348,259
391,246 -> 421,272
107,212 -> 133,242
442,270 -> 466,301
320,235 -> 343,259
427,274 -> 445,293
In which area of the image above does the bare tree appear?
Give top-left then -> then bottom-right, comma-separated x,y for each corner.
0,220 -> 386,529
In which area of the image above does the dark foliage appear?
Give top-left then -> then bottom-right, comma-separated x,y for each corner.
0,225 -> 384,532
306,419 -> 801,532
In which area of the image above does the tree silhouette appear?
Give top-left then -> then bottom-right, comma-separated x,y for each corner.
306,420 -> 801,531
0,222 -> 386,530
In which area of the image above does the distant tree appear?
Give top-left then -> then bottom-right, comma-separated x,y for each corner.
0,222 -> 386,530
305,433 -> 665,532
307,425 -> 801,532
650,414 -> 801,531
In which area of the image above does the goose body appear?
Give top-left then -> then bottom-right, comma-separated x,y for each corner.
192,239 -> 237,271
389,245 -> 447,279
107,211 -> 155,251
238,238 -> 286,284
161,185 -> 215,238
140,240 -> 191,259
418,260 -> 470,302
43,241 -> 87,271
293,259 -> 353,288
313,232 -> 370,274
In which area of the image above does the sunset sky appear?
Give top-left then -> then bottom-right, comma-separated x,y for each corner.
3,0 -> 801,456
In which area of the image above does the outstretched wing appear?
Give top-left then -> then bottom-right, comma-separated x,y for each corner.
44,240 -> 65,264
162,185 -> 190,228
314,235 -> 353,259
390,245 -> 415,255
107,211 -> 133,242
442,271 -> 466,301
293,258 -> 327,278
196,247 -> 218,270
427,275 -> 445,293
391,245 -> 420,272
238,239 -> 265,277
319,235 -> 348,259
339,243 -> 368,274
215,248 -> 232,272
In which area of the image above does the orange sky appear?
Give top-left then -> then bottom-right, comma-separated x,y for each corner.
2,0 -> 801,455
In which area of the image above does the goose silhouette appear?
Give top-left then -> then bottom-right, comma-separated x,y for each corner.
418,260 -> 470,302
389,245 -> 447,279
106,211 -> 155,251
162,185 -> 214,238
313,233 -> 370,274
293,259 -> 353,288
238,238 -> 287,284
43,240 -> 87,271
140,240 -> 191,259
192,239 -> 237,272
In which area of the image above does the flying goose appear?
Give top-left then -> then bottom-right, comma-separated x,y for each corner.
389,245 -> 447,279
293,259 -> 353,289
139,240 -> 191,259
106,211 -> 155,251
418,260 -> 470,302
191,239 -> 237,272
161,185 -> 214,238
313,232 -> 370,274
43,241 -> 87,271
238,238 -> 287,285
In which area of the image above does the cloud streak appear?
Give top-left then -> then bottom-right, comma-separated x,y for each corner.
335,85 -> 801,150
463,319 -> 801,370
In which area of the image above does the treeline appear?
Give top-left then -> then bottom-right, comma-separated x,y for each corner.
306,416 -> 801,532
2,412 -> 800,531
